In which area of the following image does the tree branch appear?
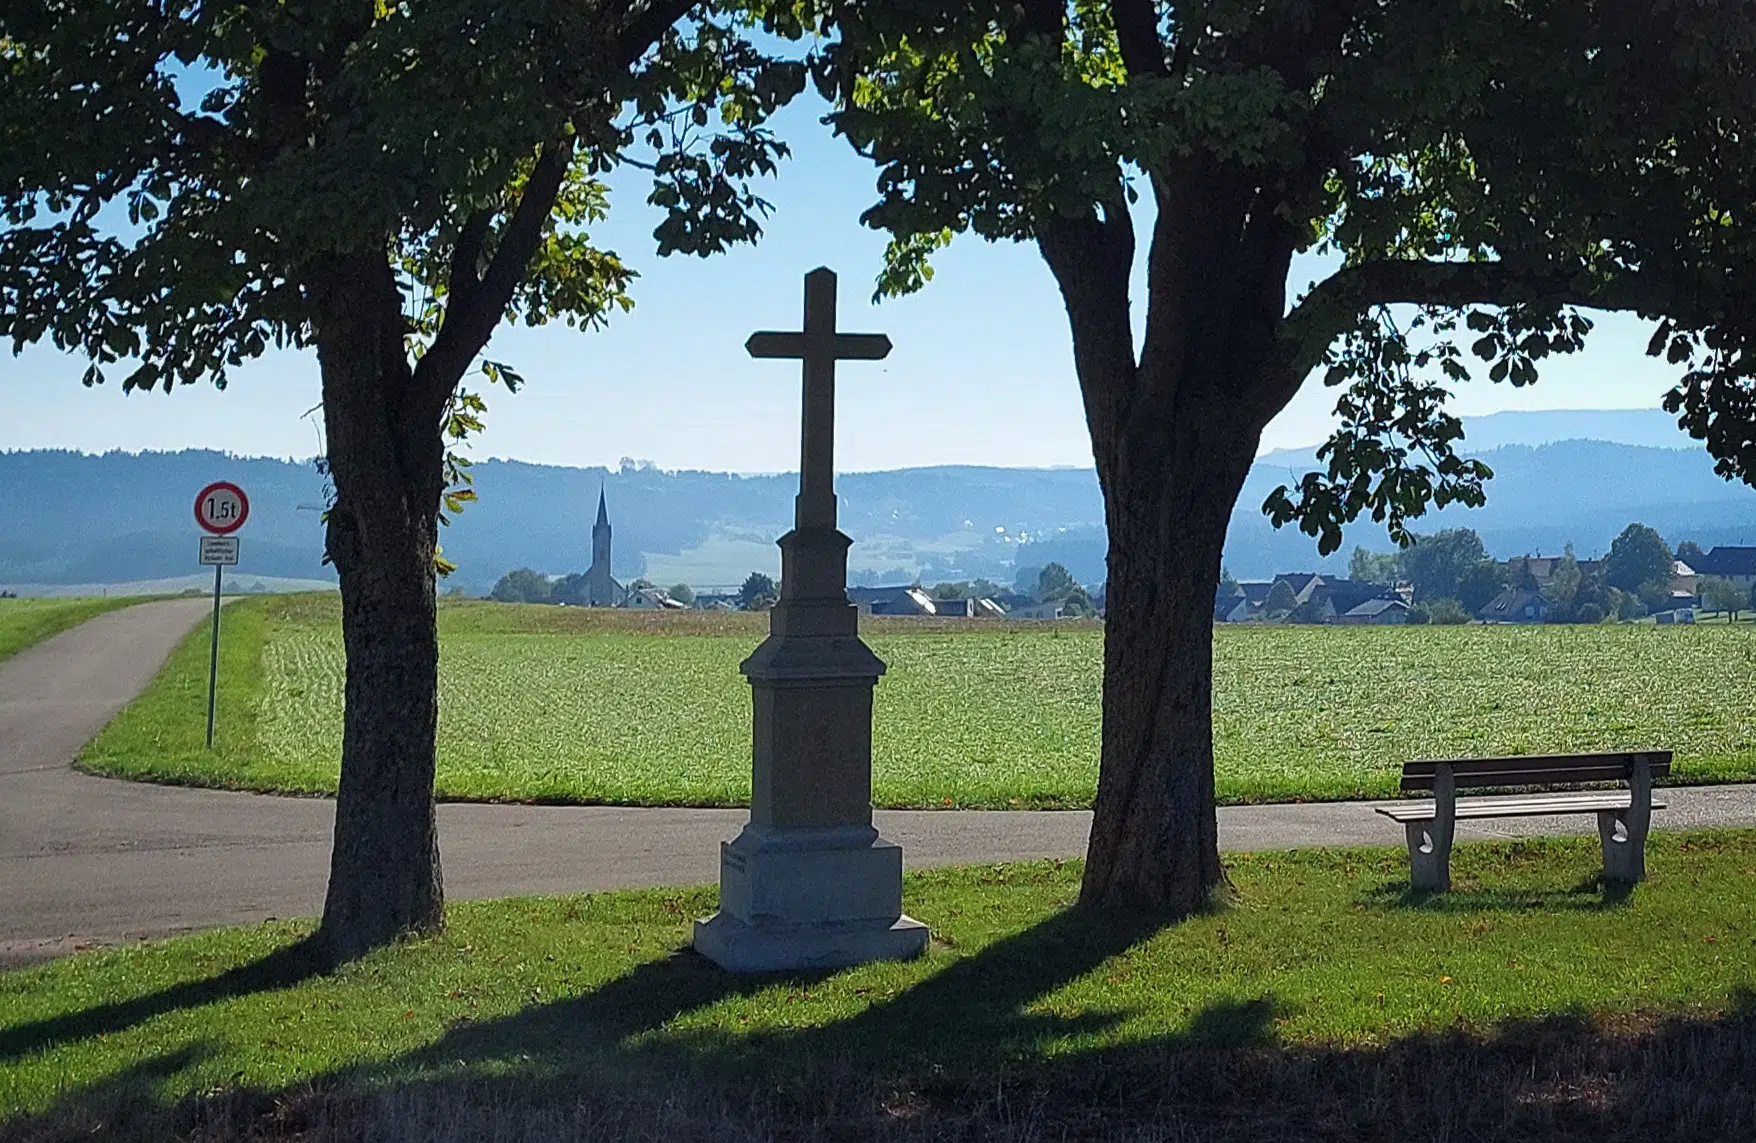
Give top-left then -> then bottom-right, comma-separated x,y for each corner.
447,209 -> 492,309
1166,15 -> 1201,82
1038,199 -> 1138,455
1019,0 -> 1064,40
1263,0 -> 1359,89
1276,258 -> 1657,377
611,0 -> 699,70
481,144 -> 573,307
258,49 -> 312,156
413,141 -> 574,410
410,0 -> 698,417
1110,0 -> 1169,77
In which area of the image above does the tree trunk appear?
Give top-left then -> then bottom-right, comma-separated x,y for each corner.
1078,386 -> 1261,914
310,255 -> 448,965
1036,182 -> 1298,916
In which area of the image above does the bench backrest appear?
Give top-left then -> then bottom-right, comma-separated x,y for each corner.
1399,750 -> 1671,793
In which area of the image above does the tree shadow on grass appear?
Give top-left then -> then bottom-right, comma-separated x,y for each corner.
1358,872 -> 1636,913
1032,992 -> 1756,1142
353,978 -> 1756,1142
11,911 -> 1756,1141
0,1043 -> 217,1143
19,995 -> 1756,1142
3,903 -> 1180,1141
0,938 -> 324,1064
395,900 -> 1176,1085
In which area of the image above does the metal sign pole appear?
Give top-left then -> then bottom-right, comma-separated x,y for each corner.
206,562 -> 222,749
194,481 -> 247,751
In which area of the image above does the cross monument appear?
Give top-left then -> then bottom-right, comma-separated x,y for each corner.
693,267 -> 930,972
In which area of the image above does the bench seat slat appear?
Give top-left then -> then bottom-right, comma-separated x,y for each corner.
1376,793 -> 1667,824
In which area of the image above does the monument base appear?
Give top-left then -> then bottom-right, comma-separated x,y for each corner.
693,912 -> 930,973
693,824 -> 930,972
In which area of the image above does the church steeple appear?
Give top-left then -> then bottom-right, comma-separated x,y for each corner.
588,482 -> 616,606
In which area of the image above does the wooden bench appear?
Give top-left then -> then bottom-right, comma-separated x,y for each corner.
1376,751 -> 1670,891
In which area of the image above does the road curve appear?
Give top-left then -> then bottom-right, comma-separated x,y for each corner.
0,600 -> 1095,967
4,600 -> 1755,968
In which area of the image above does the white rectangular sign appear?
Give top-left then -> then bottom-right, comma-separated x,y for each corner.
199,535 -> 240,566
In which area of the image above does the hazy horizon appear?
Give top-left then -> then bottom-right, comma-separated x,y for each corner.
2,405 -> 1705,475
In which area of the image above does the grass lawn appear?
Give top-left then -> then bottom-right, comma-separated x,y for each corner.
0,596 -> 142,665
80,595 -> 1756,809
1669,610 -> 1756,625
4,832 -> 1754,1141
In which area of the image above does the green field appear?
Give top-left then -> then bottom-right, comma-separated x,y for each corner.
0,596 -> 141,665
4,834 -> 1754,1139
80,594 -> 1756,807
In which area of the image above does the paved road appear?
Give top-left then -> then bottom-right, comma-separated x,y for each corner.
4,599 -> 1755,968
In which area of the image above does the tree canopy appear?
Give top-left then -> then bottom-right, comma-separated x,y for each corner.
1348,547 -> 1400,586
781,0 -> 1756,913
4,0 -> 807,961
784,0 -> 1756,524
793,0 -> 1756,532
1400,529 -> 1488,602
2,1 -> 801,391
551,573 -> 594,606
491,568 -> 554,604
739,571 -> 778,609
1455,560 -> 1509,615
1700,577 -> 1746,619
1605,524 -> 1674,593
1035,562 -> 1078,601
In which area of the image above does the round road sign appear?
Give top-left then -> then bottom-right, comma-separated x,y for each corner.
194,481 -> 249,535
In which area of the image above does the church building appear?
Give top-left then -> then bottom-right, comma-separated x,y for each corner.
585,488 -> 626,607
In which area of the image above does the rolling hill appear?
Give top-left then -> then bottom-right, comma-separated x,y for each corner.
4,409 -> 1752,594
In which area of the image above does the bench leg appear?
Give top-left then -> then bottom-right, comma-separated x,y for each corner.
1405,822 -> 1451,892
1598,809 -> 1647,883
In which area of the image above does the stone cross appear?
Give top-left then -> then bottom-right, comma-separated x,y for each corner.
693,266 -> 929,973
746,267 -> 891,532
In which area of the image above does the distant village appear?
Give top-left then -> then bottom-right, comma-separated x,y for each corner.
489,566 -> 1094,620
489,497 -> 1756,627
485,490 -> 1099,619
1219,528 -> 1756,626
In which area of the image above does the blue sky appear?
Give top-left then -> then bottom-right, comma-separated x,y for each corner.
2,97 -> 1688,473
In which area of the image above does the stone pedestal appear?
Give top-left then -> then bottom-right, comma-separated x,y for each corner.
693,825 -> 929,972
693,526 -> 929,972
